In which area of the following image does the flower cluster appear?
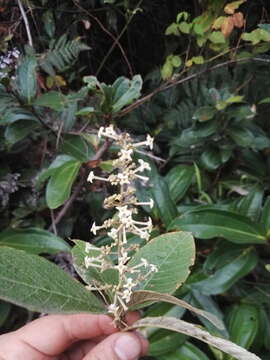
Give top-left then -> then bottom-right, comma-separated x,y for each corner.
0,48 -> 20,80
85,126 -> 157,322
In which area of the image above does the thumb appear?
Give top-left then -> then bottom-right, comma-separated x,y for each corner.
84,331 -> 148,360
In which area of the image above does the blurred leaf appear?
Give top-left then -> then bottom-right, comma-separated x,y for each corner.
165,165 -> 194,203
34,91 -> 66,111
128,232 -> 195,294
46,159 -> 81,209
169,209 -> 266,244
224,0 -> 246,14
236,187 -> 263,221
178,341 -> 211,360
150,176 -> 178,228
149,332 -> 185,357
191,248 -> 258,295
0,247 -> 105,314
4,120 -> 39,145
112,75 -> 142,113
208,31 -> 226,44
59,134 -> 95,162
0,227 -> 70,254
225,303 -> 259,351
0,300 -> 11,327
36,155 -> 77,185
16,55 -> 37,104
193,106 -> 216,122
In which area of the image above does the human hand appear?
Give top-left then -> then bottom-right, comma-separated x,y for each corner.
0,313 -> 148,360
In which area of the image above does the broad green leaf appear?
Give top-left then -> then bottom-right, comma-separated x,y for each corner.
59,134 -> 95,162
0,300 -> 11,326
129,317 -> 261,360
236,187 -> 263,221
191,248 -> 258,295
193,106 -> 216,122
229,127 -> 254,147
72,240 -> 118,298
149,332 -> 185,357
16,55 -> 37,104
130,290 -> 224,329
226,304 -> 259,351
112,75 -> 142,113
0,247 -> 105,314
165,165 -> 194,203
46,159 -> 81,209
36,155 -> 77,185
208,31 -> 226,44
128,232 -> 195,294
150,176 -> 178,228
0,227 -> 70,254
34,91 -> 66,111
261,196 -> 270,233
200,148 -> 222,170
169,209 -> 266,244
178,341 -> 211,360
190,289 -> 228,337
4,120 -> 39,145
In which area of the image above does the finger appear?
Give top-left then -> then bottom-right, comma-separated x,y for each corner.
125,312 -> 140,325
13,314 -> 117,356
83,331 -> 148,360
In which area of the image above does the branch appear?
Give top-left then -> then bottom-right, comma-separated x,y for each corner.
17,0 -> 33,47
116,57 -> 248,118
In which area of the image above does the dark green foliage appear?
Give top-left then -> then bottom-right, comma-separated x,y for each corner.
1,0 -> 270,359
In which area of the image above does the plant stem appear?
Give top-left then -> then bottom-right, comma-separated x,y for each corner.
17,0 -> 34,47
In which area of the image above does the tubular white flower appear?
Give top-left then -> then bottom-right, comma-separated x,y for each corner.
87,171 -> 110,183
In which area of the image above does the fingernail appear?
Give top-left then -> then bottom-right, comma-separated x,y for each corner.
114,334 -> 141,360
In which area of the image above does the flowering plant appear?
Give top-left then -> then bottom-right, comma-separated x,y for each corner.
0,125 -> 261,360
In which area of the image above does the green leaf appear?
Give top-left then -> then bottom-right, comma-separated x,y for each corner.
236,187 -> 263,221
169,209 -> 266,244
16,55 -> 37,104
165,165 -> 194,203
200,148 -> 222,170
208,31 -> 226,44
261,196 -> 270,233
112,75 -> 142,113
149,332 -> 185,357
59,134 -> 95,162
128,232 -> 195,294
0,300 -> 11,326
191,248 -> 258,295
178,342 -> 211,360
72,240 -> 118,296
0,227 -> 70,254
129,317 -> 261,360
36,155 -> 77,185
46,159 -> 81,209
4,120 -> 39,145
0,247 -> 105,314
150,176 -> 179,228
193,106 -> 216,122
229,127 -> 254,147
34,91 -> 66,111
226,304 -> 259,350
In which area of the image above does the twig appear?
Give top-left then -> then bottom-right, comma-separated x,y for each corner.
72,0 -> 133,77
48,141 -> 111,231
96,0 -> 143,76
117,58 -> 246,118
17,0 -> 33,47
50,210 -> 58,235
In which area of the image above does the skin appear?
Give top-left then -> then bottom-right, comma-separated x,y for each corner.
0,313 -> 148,360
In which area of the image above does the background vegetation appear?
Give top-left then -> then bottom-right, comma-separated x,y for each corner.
1,0 -> 270,359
